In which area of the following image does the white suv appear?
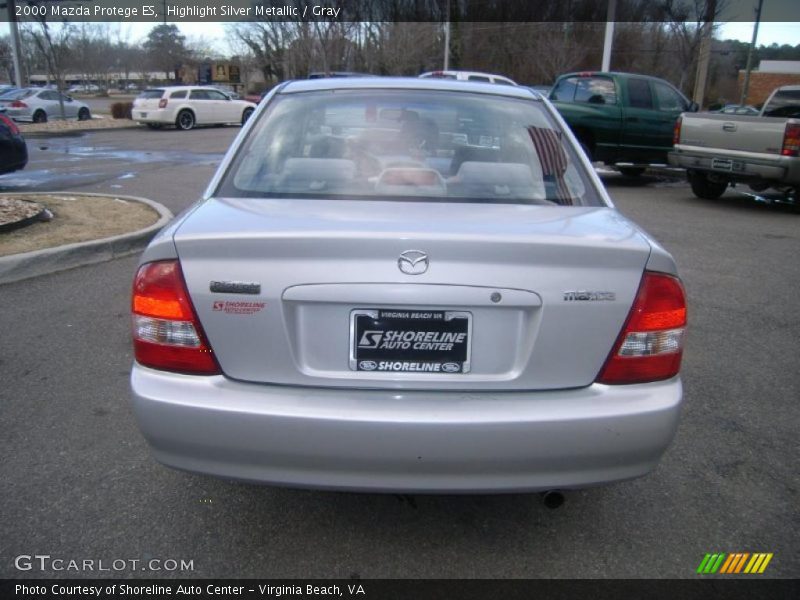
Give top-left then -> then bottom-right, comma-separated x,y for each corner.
419,70 -> 517,86
133,86 -> 257,130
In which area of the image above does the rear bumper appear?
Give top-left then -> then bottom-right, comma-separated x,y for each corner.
669,147 -> 800,186
133,108 -> 174,125
130,365 -> 682,493
4,109 -> 32,122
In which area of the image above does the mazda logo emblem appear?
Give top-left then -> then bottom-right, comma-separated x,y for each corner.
398,250 -> 429,275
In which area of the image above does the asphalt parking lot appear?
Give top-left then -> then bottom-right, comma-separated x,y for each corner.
0,127 -> 798,579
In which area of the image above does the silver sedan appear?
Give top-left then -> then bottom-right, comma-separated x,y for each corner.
130,78 -> 687,495
0,87 -> 91,123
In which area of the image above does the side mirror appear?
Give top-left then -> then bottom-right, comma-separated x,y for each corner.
688,101 -> 699,112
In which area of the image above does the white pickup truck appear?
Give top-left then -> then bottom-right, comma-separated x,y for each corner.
669,85 -> 800,201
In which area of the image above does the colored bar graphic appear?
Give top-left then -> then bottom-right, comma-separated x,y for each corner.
698,552 -> 773,574
734,553 -> 750,573
720,553 -> 738,574
697,554 -> 713,574
758,553 -> 773,573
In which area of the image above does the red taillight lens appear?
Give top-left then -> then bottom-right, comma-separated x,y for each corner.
132,260 -> 220,375
0,113 -> 20,135
597,272 -> 687,385
158,98 -> 168,109
781,122 -> 800,157
673,115 -> 682,145
10,100 -> 27,108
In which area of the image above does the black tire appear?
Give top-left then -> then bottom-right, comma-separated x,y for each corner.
78,107 -> 91,121
175,110 -> 195,131
688,170 -> 728,200
241,107 -> 254,126
146,123 -> 162,130
619,167 -> 646,177
32,110 -> 47,124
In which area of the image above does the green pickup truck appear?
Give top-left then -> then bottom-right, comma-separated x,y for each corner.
549,71 -> 698,175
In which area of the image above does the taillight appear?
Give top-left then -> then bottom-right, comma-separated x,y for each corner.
10,100 -> 27,108
597,272 -> 687,385
158,98 -> 168,109
673,115 -> 682,145
0,113 -> 20,135
131,260 -> 220,375
781,122 -> 800,157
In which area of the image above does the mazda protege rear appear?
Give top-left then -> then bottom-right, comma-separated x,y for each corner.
130,78 -> 686,493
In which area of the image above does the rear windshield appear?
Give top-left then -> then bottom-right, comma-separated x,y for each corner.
218,89 -> 601,207
138,89 -> 165,99
762,90 -> 800,118
0,89 -> 34,100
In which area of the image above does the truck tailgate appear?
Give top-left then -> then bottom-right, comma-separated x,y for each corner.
678,113 -> 786,155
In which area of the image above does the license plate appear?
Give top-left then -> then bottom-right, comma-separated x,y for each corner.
139,112 -> 147,118
350,309 -> 472,373
711,158 -> 743,172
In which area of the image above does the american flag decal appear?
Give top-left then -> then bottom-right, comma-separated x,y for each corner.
527,126 -> 572,205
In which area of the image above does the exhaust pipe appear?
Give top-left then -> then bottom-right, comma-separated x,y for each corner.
542,490 -> 565,509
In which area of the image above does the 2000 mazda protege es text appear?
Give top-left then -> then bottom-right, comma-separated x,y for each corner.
129,78 -> 687,494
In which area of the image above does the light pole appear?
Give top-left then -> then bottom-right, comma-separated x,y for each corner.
740,0 -> 764,106
601,0 -> 616,72
6,0 -> 25,87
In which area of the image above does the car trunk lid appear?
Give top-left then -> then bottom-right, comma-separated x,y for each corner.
173,198 -> 652,391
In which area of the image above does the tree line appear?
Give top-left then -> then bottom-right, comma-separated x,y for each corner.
1,17 -> 799,106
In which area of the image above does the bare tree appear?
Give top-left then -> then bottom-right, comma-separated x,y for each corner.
659,0 -> 727,94
23,19 -> 73,118
229,21 -> 296,84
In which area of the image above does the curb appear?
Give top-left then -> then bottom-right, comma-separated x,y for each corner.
0,192 -> 172,285
22,124 -> 143,138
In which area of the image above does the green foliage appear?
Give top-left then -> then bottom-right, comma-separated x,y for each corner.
143,24 -> 187,80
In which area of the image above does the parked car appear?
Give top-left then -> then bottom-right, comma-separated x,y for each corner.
132,86 -> 257,130
308,72 -> 379,79
549,71 -> 698,175
712,104 -> 760,116
419,70 -> 517,86
0,87 -> 91,123
68,83 -> 100,93
670,85 -> 800,199
0,111 -> 27,174
130,77 -> 687,494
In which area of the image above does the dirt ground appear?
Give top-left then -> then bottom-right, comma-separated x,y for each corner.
0,193 -> 159,257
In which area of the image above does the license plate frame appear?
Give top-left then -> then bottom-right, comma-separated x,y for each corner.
349,309 -> 472,374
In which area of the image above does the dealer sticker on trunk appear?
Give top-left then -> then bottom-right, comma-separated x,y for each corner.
350,309 -> 472,373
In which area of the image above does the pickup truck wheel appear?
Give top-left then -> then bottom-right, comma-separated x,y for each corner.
619,167 -> 645,177
688,170 -> 728,200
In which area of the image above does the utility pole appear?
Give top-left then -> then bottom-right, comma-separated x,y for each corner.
739,0 -> 763,106
692,0 -> 717,109
601,0 -> 616,72
443,2 -> 450,70
6,0 -> 25,87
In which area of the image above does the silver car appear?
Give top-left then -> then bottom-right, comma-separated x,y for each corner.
0,87 -> 91,123
130,78 -> 687,494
